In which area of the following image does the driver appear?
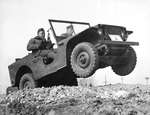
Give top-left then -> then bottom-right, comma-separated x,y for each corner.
27,28 -> 53,52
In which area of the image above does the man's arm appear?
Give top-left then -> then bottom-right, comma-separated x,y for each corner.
27,38 -> 42,51
45,39 -> 54,49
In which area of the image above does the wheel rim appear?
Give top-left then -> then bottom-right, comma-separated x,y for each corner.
76,51 -> 90,68
24,81 -> 33,89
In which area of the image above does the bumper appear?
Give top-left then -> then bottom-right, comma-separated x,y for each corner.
95,40 -> 139,56
95,40 -> 139,47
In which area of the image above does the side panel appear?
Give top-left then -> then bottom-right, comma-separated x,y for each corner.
8,55 -> 33,86
8,46 -> 67,86
31,45 -> 67,80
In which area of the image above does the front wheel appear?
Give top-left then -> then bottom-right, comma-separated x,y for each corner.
111,47 -> 137,76
19,73 -> 37,90
71,42 -> 99,78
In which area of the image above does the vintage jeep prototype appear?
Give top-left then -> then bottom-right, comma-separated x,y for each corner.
7,19 -> 139,92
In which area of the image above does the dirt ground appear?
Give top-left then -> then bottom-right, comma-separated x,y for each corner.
0,84 -> 150,115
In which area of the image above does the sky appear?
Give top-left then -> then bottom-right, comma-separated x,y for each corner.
0,0 -> 150,93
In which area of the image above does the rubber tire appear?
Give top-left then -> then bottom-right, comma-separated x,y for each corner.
111,47 -> 137,76
19,73 -> 37,90
71,42 -> 99,78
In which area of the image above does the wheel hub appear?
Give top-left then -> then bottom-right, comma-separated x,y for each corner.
77,52 -> 90,68
24,81 -> 32,89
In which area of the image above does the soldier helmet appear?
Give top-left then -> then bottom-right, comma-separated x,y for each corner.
37,28 -> 45,34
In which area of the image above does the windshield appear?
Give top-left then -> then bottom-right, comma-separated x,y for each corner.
49,20 -> 90,37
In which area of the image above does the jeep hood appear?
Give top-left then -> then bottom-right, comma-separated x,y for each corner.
94,24 -> 133,41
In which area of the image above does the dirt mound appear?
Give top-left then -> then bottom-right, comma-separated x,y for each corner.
1,84 -> 150,115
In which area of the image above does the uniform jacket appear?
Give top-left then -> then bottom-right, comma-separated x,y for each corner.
27,36 -> 47,51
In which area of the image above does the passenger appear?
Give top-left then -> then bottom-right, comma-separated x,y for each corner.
61,25 -> 74,38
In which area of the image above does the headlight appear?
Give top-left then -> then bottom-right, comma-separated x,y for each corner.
98,29 -> 102,35
121,31 -> 124,38
121,31 -> 128,41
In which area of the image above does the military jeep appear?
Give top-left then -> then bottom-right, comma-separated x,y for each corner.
7,19 -> 139,92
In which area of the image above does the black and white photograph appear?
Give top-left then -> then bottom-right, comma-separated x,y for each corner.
0,0 -> 150,114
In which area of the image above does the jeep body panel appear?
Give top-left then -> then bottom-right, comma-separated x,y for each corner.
8,46 -> 67,86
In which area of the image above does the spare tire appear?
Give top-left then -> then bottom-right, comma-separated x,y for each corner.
111,47 -> 137,76
71,42 -> 99,78
19,73 -> 37,90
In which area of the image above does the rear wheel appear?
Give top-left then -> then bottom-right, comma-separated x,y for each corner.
111,47 -> 137,76
71,42 -> 99,78
19,73 -> 37,90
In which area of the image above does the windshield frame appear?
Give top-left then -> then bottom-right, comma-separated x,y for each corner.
49,19 -> 90,38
